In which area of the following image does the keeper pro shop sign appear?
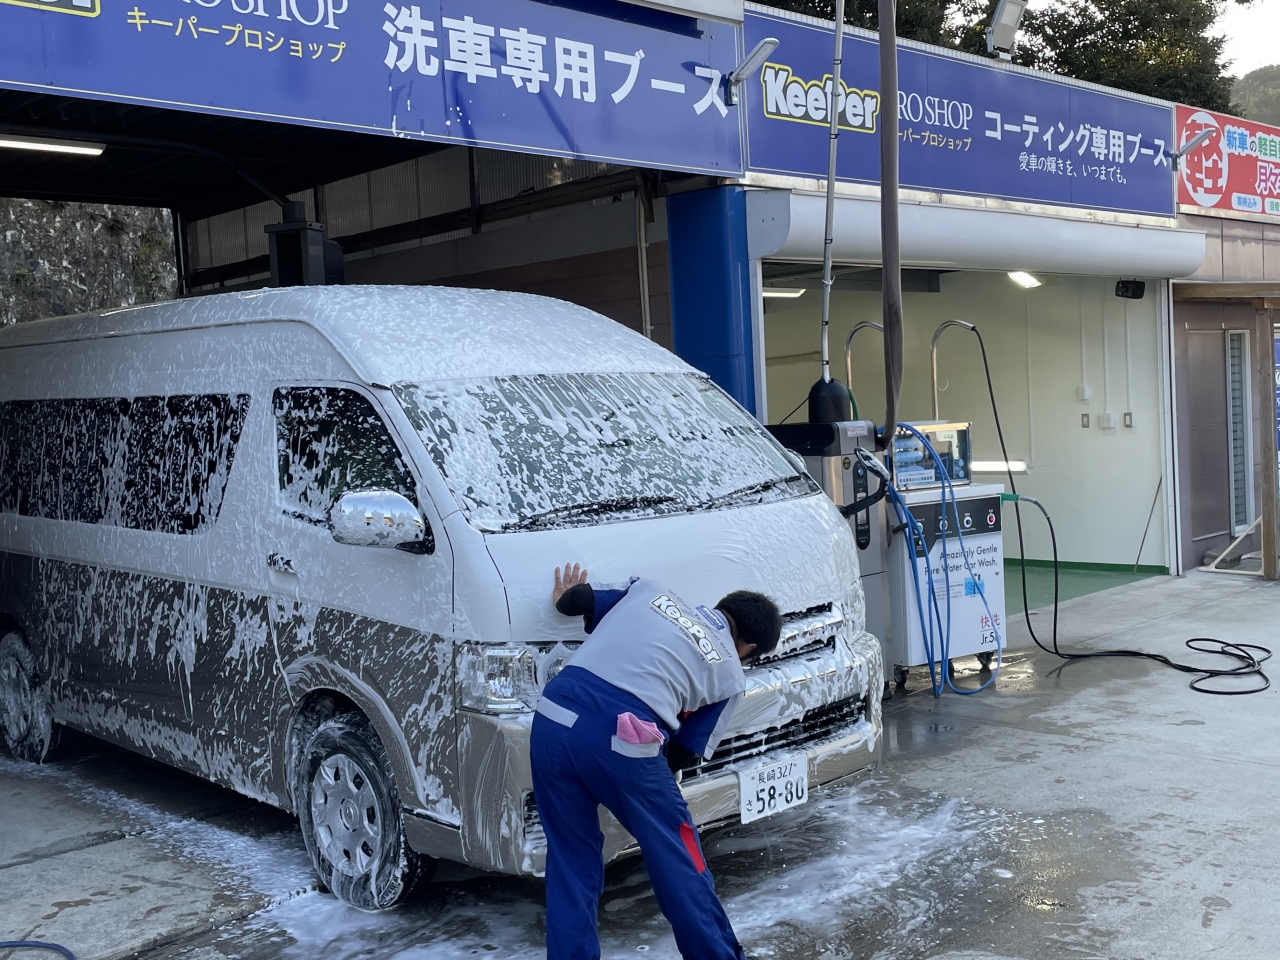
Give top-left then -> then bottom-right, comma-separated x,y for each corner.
1176,104 -> 1280,216
744,8 -> 1177,217
0,0 -> 743,177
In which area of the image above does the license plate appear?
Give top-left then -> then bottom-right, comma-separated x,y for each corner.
738,753 -> 808,824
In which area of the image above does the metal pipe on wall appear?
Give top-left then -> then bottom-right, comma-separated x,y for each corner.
930,319 -> 975,420
817,0 -> 846,385
1254,305 -> 1278,580
1078,277 -> 1090,403
845,320 -> 884,397
1102,284 -> 1112,417
879,0 -> 904,447
170,209 -> 189,299
636,196 -> 653,340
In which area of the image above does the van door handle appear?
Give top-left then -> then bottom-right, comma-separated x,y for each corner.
267,553 -> 296,574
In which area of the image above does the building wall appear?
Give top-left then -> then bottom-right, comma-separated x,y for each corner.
1173,208 -> 1279,572
344,195 -> 670,348
186,147 -> 616,274
1179,211 -> 1280,283
762,270 -> 1167,568
1171,300 -> 1266,570
426,243 -> 671,350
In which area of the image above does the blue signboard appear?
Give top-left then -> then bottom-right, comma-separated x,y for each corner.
0,0 -> 743,176
743,9 -> 1176,217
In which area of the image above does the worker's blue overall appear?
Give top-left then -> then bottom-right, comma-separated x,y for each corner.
530,579 -> 747,960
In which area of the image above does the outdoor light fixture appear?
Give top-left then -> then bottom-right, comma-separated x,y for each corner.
762,287 -> 806,298
972,459 -> 1029,474
1170,127 -> 1214,170
726,37 -> 779,106
0,133 -> 105,157
1008,271 -> 1041,288
985,0 -> 1028,59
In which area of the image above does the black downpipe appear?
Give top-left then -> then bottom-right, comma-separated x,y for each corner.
878,0 -> 904,449
170,208 -> 189,298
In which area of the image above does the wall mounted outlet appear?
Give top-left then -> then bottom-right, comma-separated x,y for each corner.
1099,412 -> 1117,429
1123,412 -> 1134,428
1081,413 -> 1090,428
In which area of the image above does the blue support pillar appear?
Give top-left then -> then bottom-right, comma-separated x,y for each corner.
666,186 -> 757,416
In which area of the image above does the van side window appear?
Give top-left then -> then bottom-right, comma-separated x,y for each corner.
0,394 -> 250,534
273,386 -> 417,525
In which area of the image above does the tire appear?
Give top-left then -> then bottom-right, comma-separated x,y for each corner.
295,712 -> 429,911
0,630 -> 59,763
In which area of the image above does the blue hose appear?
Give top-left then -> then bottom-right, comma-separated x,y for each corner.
0,944 -> 76,960
887,423 -> 1005,697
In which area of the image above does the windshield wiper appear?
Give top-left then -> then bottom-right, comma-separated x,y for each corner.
698,475 -> 808,510
504,494 -> 677,531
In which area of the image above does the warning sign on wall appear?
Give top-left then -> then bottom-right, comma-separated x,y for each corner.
1176,104 -> 1280,216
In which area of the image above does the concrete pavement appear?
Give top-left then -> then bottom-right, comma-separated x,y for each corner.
1,570 -> 1277,959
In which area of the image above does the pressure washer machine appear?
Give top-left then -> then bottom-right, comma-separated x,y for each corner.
768,419 -> 1005,688
886,421 -> 1005,685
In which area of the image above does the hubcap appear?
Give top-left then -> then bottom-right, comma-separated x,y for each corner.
0,651 -> 33,745
310,753 -> 382,878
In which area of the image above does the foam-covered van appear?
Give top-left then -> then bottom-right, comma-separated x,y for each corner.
0,286 -> 882,909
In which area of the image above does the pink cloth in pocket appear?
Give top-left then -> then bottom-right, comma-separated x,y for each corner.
616,712 -> 664,745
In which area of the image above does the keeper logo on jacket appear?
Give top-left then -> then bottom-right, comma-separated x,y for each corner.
651,595 -> 724,664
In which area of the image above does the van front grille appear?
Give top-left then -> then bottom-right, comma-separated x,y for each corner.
678,696 -> 865,783
523,791 -> 545,850
755,603 -> 843,665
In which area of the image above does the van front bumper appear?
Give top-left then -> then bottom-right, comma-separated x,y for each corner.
435,631 -> 883,876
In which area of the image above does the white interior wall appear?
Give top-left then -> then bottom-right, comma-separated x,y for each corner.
763,270 -> 1168,568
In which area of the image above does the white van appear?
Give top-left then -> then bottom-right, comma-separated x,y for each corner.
0,286 -> 882,909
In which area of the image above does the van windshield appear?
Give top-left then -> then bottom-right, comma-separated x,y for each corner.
393,373 -> 814,532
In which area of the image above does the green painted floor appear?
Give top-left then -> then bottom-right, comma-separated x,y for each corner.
1003,561 -> 1161,615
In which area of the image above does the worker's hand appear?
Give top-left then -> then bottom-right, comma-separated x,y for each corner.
553,563 -> 589,604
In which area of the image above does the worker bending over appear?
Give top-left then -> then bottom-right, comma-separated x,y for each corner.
531,563 -> 782,960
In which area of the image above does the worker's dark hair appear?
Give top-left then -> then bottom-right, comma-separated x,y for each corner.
716,591 -> 782,659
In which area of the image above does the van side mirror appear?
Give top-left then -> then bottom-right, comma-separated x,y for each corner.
329,490 -> 434,555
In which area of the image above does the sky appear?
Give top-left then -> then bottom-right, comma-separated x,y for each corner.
1217,0 -> 1280,77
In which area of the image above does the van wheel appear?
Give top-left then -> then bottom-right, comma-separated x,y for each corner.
295,713 -> 429,911
0,631 -> 59,763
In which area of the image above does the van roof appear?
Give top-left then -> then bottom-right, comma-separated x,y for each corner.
0,285 -> 692,384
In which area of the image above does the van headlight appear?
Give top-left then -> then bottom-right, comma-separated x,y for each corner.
842,580 -> 866,635
459,644 -> 539,713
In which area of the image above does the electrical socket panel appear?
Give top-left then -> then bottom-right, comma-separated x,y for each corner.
1081,413 -> 1090,428
1123,412 -> 1134,428
1099,412 -> 1117,429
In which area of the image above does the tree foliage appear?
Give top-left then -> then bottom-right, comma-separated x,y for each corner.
1233,65 -> 1280,126
767,0 -> 1252,113
765,0 -> 954,47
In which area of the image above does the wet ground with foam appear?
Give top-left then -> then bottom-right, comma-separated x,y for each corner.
4,572 -> 1279,960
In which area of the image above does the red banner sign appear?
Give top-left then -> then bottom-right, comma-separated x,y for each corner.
1176,104 -> 1280,216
